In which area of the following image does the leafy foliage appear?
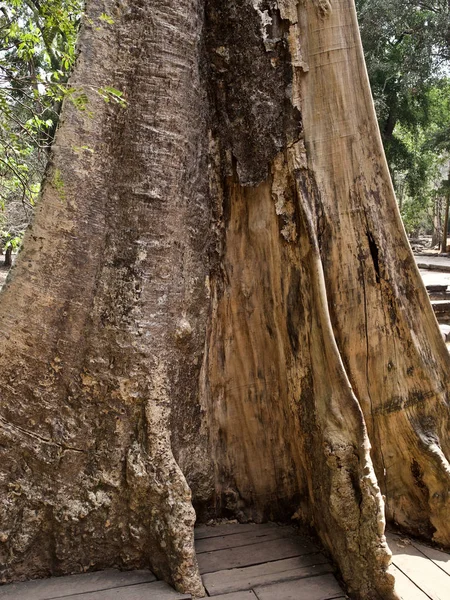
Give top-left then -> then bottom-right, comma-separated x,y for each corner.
0,0 -> 82,251
356,0 -> 450,235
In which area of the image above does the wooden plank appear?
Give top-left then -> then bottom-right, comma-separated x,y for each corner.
196,527 -> 296,553
387,534 -> 450,600
411,540 -> 450,577
55,580 -> 190,600
204,554 -> 332,595
195,523 -> 277,540
388,565 -> 431,600
0,570 -> 156,600
212,592 -> 258,600
253,574 -> 344,600
197,537 -> 318,574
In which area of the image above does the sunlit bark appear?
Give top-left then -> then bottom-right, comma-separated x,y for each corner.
0,2 -> 449,599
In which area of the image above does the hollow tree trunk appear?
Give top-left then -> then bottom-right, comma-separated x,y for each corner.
1,1 -> 450,600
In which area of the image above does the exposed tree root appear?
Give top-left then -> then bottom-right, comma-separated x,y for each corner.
296,0 -> 450,551
292,170 -> 397,599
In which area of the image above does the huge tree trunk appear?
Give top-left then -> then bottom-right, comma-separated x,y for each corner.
1,1 -> 449,599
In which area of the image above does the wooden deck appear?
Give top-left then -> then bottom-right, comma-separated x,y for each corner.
387,532 -> 450,600
0,524 -> 449,599
195,523 -> 343,599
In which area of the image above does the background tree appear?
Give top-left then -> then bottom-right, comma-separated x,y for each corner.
0,0 -> 81,257
356,0 -> 450,237
425,94 -> 450,250
1,2 -> 450,600
394,83 -> 450,238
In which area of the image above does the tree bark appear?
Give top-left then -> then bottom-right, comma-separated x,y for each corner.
441,193 -> 450,253
0,1 -> 208,595
1,1 -> 449,600
431,196 -> 442,249
3,247 -> 12,268
441,171 -> 450,253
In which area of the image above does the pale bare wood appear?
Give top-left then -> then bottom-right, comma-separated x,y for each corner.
387,535 -> 450,600
253,573 -> 344,600
410,541 -> 450,577
387,529 -> 450,580
299,0 -> 450,551
203,555 -> 332,595
388,565 -> 431,600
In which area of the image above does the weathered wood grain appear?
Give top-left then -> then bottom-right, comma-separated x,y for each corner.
196,527 -> 296,553
197,537 -> 318,574
253,574 -> 344,600
195,524 -> 277,541
211,592 -> 258,600
388,534 -> 450,600
54,581 -> 190,600
0,570 -> 156,600
0,0 -> 449,597
411,540 -> 450,577
388,565 -> 430,600
203,554 -> 332,595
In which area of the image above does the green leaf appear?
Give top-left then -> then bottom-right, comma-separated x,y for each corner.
99,13 -> 115,24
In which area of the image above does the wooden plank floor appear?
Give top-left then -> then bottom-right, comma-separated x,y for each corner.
0,524 -> 345,600
195,523 -> 344,599
1,524 -> 449,599
387,532 -> 450,600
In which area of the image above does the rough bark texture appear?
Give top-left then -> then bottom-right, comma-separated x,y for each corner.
1,1 -> 450,600
0,0 -> 208,595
